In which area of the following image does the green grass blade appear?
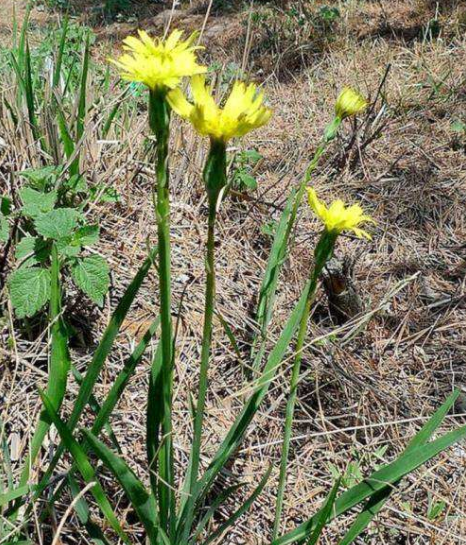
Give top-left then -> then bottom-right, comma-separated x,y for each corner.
0,486 -> 33,507
273,423 -> 466,545
20,244 -> 71,486
53,17 -> 69,89
68,474 -> 112,545
177,278 -> 313,537
76,32 -> 90,144
39,391 -> 130,544
146,341 -> 163,500
251,189 -> 296,371
338,390 -> 460,545
19,247 -> 158,510
202,466 -> 272,545
189,483 -> 244,544
306,479 -> 340,545
82,430 -> 159,544
70,364 -> 121,453
39,317 -> 160,517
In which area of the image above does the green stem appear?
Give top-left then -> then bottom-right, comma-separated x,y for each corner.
251,117 -> 342,374
147,88 -> 175,537
19,244 -> 70,488
272,231 -> 337,539
178,140 -> 226,543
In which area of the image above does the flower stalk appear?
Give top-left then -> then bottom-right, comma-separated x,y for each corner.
147,87 -> 175,536
179,139 -> 227,542
272,231 -> 337,539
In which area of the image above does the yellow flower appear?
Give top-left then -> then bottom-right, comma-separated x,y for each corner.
110,29 -> 207,91
167,75 -> 272,141
335,87 -> 367,119
307,187 -> 375,239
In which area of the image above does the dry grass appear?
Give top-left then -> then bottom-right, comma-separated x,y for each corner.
1,0 -> 466,543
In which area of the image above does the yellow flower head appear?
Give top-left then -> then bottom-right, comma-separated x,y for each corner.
110,29 -> 207,91
307,187 -> 375,239
167,75 -> 272,141
335,87 -> 368,119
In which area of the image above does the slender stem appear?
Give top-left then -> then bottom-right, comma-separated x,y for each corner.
178,140 -> 226,543
147,88 -> 175,537
251,117 -> 342,374
272,232 -> 337,539
19,244 -> 70,488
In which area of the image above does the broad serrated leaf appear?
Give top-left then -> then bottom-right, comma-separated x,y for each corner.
71,255 -> 109,306
56,236 -> 82,258
0,212 -> 8,243
34,208 -> 80,239
9,267 -> 51,318
15,236 -> 50,267
75,225 -> 99,246
19,166 -> 61,190
19,187 -> 57,218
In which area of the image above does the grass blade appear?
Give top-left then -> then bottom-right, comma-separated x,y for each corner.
306,479 -> 340,545
53,17 -> 68,89
202,465 -> 272,545
82,430 -> 159,544
177,277 -> 313,538
251,189 -> 296,372
39,391 -> 130,544
338,390 -> 460,545
15,247 -> 158,514
189,483 -> 244,544
20,244 -> 71,486
68,474 -> 112,545
272,423 -> 466,545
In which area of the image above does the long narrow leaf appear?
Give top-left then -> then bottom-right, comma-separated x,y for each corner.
273,423 -> 466,545
20,247 -> 157,512
68,474 -> 112,545
20,245 -> 71,486
203,466 -> 272,545
338,390 -> 460,545
39,391 -> 130,544
251,189 -> 296,371
306,479 -> 340,545
177,278 -> 313,537
83,430 -> 159,543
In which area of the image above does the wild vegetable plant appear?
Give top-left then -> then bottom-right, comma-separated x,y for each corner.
2,25 -> 466,545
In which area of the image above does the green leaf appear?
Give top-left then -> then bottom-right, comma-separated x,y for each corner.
238,172 -> 258,190
83,430 -> 159,543
306,479 -> 340,545
18,248 -> 158,518
337,390 -> 460,545
1,196 -> 12,216
203,466 -> 272,545
71,255 -> 110,306
15,236 -> 50,267
34,208 -> 80,239
68,474 -> 112,545
75,225 -> 99,246
19,166 -> 61,191
19,187 -> 57,218
0,212 -> 9,243
451,120 -> 466,133
273,423 -> 466,545
8,267 -> 51,318
39,391 -> 130,544
56,236 -> 82,258
89,184 -> 120,204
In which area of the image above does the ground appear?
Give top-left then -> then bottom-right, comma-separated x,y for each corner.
1,0 -> 466,544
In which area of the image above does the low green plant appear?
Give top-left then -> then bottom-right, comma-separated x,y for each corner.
230,148 -> 262,192
8,170 -> 110,318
